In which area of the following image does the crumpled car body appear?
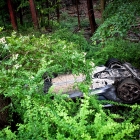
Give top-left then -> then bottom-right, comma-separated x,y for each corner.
44,58 -> 140,104
90,58 -> 140,104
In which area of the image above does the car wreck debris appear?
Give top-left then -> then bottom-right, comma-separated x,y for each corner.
43,58 -> 140,104
92,59 -> 140,103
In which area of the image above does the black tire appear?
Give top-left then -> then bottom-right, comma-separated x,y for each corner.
117,78 -> 140,103
105,58 -> 122,68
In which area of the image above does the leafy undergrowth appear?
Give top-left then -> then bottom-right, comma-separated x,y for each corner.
0,29 -> 140,139
0,0 -> 140,139
90,0 -> 140,68
89,38 -> 140,68
1,92 -> 140,140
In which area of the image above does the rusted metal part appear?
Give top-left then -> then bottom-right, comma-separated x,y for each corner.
7,0 -> 18,30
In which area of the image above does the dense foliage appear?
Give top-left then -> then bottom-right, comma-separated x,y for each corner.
0,0 -> 60,29
0,0 -> 140,139
90,0 -> 140,67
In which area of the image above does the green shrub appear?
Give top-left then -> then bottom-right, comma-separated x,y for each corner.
51,28 -> 92,53
91,0 -> 140,47
0,88 -> 139,139
0,3 -> 140,138
0,29 -> 92,114
90,0 -> 140,68
0,29 -> 92,120
90,38 -> 140,68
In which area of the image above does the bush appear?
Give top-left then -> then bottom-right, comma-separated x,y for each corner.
0,29 -> 92,126
90,38 -> 140,68
91,0 -> 140,47
0,2 -> 140,138
0,89 -> 139,139
90,0 -> 140,68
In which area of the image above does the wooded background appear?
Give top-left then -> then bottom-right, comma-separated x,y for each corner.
1,0 -> 106,33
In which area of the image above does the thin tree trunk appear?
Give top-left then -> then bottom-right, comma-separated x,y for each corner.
7,0 -> 18,30
56,0 -> 60,23
1,11 -> 6,28
101,0 -> 105,22
72,0 -> 79,5
29,0 -> 39,29
87,0 -> 97,34
19,8 -> 23,25
46,0 -> 50,27
76,0 -> 80,29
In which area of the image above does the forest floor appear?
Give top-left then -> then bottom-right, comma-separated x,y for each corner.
61,0 -> 101,19
60,0 -> 102,41
59,0 -> 140,43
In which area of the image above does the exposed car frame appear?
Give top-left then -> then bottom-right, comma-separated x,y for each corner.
43,58 -> 140,104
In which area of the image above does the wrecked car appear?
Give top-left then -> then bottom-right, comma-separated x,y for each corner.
43,58 -> 140,104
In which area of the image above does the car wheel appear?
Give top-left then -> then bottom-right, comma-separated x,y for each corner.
117,78 -> 140,103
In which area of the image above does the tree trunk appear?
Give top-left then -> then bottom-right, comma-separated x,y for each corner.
56,0 -> 60,23
1,11 -> 6,28
29,0 -> 39,29
76,0 -> 80,29
72,0 -> 80,5
101,0 -> 105,22
7,0 -> 18,30
46,0 -> 50,26
87,0 -> 97,34
19,8 -> 23,25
